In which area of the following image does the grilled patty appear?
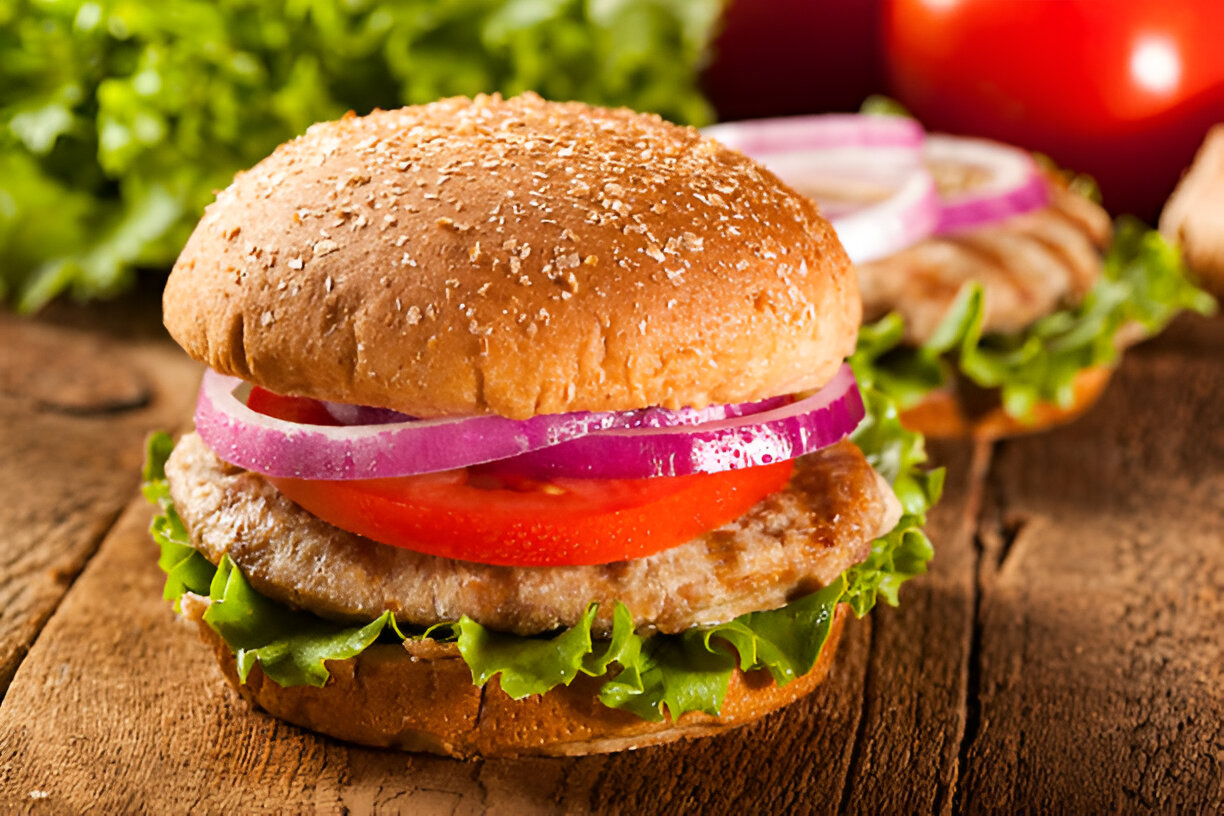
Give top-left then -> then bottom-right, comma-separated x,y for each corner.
857,181 -> 1112,344
165,432 -> 901,636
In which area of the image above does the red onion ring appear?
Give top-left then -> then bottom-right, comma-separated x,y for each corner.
194,369 -> 789,480
321,395 -> 789,429
703,114 -> 925,156
829,165 -> 941,264
702,114 -> 939,264
926,134 -> 1050,234
483,364 -> 864,479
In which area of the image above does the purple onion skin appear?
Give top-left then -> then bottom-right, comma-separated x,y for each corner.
195,369 -> 799,481
483,367 -> 865,480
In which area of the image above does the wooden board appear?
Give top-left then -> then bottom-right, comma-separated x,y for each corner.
0,297 -> 200,694
0,301 -> 1221,813
960,323 -> 1224,812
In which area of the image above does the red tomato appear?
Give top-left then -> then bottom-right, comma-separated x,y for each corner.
246,387 -> 340,426
246,387 -> 794,567
884,0 -> 1224,220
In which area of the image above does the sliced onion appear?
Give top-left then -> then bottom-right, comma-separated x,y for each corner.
194,369 -> 789,480
703,114 -> 925,156
926,134 -> 1050,234
829,166 -> 941,264
702,114 -> 939,264
483,364 -> 864,479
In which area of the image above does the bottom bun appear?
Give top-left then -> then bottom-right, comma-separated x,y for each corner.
180,594 -> 849,758
899,365 -> 1113,441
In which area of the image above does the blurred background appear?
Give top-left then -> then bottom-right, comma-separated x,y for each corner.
2,0 -> 1222,313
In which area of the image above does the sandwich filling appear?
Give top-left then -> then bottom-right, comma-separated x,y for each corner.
165,433 -> 900,637
145,382 -> 941,723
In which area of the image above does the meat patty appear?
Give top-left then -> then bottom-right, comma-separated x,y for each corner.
165,432 -> 902,637
857,178 -> 1112,344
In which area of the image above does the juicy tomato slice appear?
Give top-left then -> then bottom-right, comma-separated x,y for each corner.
246,387 -> 341,426
245,386 -> 795,567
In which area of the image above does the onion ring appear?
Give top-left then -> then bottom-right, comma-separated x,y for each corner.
483,364 -> 865,479
703,113 -> 925,155
194,369 -> 788,480
926,134 -> 1050,233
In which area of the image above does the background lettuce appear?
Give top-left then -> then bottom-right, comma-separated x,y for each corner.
0,0 -> 722,311
852,219 -> 1216,422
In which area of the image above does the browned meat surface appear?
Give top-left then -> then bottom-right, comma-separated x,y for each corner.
165,432 -> 901,637
857,182 -> 1112,344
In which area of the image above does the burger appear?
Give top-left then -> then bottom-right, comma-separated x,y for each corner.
142,93 -> 939,757
852,142 -> 1215,439
705,113 -> 1215,440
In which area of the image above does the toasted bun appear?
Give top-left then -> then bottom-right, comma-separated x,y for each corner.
164,93 -> 857,419
1160,124 -> 1224,297
181,594 -> 848,758
900,365 -> 1113,440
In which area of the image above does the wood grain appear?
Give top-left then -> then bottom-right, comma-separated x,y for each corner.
838,439 -> 985,816
960,314 -> 1224,812
0,305 -> 200,695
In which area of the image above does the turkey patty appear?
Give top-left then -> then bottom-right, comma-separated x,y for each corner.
165,432 -> 902,636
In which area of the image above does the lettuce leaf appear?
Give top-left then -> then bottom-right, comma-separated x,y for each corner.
142,433 -> 215,606
2,0 -> 722,311
143,433 -> 400,686
143,394 -> 939,721
205,556 -> 399,687
853,219 -> 1217,422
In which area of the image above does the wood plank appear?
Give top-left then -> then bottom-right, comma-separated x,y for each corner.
0,304 -> 200,694
960,314 -> 1224,812
839,438 -> 986,816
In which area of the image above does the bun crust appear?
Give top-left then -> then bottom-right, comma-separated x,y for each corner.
164,94 -> 857,419
1160,123 -> 1224,296
180,594 -> 849,758
900,365 -> 1112,440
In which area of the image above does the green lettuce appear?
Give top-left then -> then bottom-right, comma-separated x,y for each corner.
143,396 -> 940,720
852,219 -> 1217,422
1,0 -> 722,311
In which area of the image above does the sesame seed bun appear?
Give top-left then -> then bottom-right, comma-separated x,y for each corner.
163,93 -> 858,419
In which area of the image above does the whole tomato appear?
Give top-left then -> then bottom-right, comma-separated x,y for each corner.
884,0 -> 1224,220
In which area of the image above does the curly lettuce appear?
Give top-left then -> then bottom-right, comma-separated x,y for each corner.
1,0 -> 722,311
143,394 -> 940,721
852,219 -> 1217,422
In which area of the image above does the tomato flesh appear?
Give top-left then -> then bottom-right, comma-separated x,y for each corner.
245,387 -> 794,566
246,387 -> 341,426
884,0 -> 1224,220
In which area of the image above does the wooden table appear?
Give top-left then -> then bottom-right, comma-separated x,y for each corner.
0,291 -> 1220,813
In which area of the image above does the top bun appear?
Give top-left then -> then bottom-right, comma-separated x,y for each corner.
165,93 -> 858,419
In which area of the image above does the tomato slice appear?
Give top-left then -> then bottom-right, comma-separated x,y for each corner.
244,386 -> 794,566
246,386 -> 341,426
